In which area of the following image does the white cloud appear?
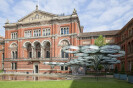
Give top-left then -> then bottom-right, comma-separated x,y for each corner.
12,0 -> 36,20
0,17 -> 6,36
98,5 -> 131,23
40,0 -> 87,14
85,25 -> 109,32
87,0 -> 106,11
0,0 -> 133,37
0,0 -> 10,13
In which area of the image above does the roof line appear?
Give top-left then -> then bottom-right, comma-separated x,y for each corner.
83,29 -> 120,34
18,9 -> 58,22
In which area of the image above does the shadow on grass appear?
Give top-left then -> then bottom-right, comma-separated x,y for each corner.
70,77 -> 133,88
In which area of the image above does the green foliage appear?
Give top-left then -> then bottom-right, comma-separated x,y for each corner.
0,70 -> 3,73
120,64 -> 125,74
94,35 -> 106,47
98,65 -> 104,71
114,66 -> 118,73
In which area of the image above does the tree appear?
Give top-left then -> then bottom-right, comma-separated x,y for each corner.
98,65 -> 104,71
94,35 -> 106,72
94,35 -> 106,47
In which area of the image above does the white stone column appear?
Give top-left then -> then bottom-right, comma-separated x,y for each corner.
44,47 -> 46,58
32,47 -> 35,58
41,46 -> 44,58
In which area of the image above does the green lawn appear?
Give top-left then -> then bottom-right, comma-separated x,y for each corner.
0,77 -> 133,88
0,70 -> 3,73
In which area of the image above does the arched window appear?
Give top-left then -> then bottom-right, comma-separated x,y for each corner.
44,42 -> 50,58
12,51 -> 17,59
12,51 -> 15,59
46,51 -> 50,58
35,43 -> 41,58
10,43 -> 18,59
27,43 -> 32,58
60,40 -> 69,46
59,40 -> 69,58
61,49 -> 68,58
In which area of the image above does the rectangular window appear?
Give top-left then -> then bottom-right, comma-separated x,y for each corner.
2,53 -> 4,61
11,63 -> 17,70
33,29 -> 41,37
61,28 -> 63,35
12,51 -> 15,59
61,66 -> 64,71
48,29 -> 50,35
60,27 -> 69,35
61,66 -> 68,71
37,51 -> 41,58
65,53 -> 69,58
46,51 -> 50,58
38,30 -> 41,36
29,52 -> 32,58
15,51 -> 17,59
64,28 -> 66,34
15,63 -> 17,70
11,63 -> 13,70
43,28 -> 50,36
43,30 -> 46,36
12,51 -> 17,59
12,33 -> 13,39
24,30 -> 32,37
65,66 -> 68,70
11,32 -> 18,39
67,27 -> 69,34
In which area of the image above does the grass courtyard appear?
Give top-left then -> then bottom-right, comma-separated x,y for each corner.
0,77 -> 133,88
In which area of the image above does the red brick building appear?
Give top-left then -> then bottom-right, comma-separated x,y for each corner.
2,6 -> 126,74
0,35 -> 4,70
116,18 -> 133,72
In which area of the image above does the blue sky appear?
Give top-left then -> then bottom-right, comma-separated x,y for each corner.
0,0 -> 133,37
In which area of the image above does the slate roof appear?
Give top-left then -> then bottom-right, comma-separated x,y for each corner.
79,30 -> 120,37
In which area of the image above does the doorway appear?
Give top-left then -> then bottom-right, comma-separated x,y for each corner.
34,65 -> 38,73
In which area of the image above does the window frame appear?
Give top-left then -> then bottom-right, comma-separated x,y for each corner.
60,27 -> 69,35
43,28 -> 51,36
11,32 -> 18,39
24,30 -> 32,37
33,29 -> 41,37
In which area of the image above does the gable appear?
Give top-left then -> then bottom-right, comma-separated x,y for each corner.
18,10 -> 57,22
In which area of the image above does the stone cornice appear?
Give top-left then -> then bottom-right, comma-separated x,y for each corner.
18,9 -> 58,22
4,15 -> 79,30
5,33 -> 77,41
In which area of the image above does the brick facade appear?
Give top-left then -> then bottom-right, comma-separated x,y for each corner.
2,6 -> 127,74
0,36 -> 4,70
116,18 -> 133,72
